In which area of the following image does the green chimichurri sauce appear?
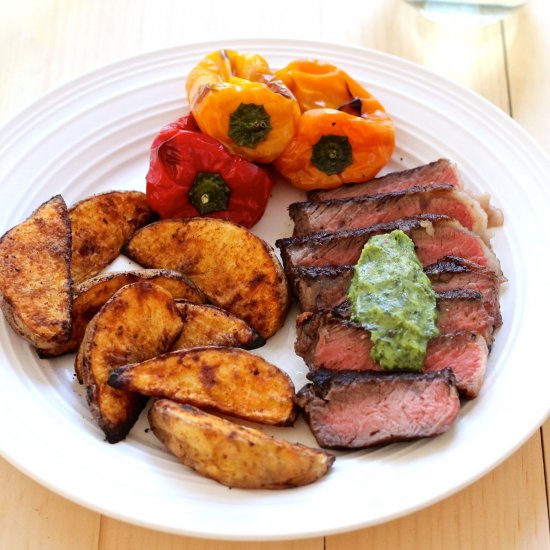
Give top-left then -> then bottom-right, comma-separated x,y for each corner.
348,229 -> 439,371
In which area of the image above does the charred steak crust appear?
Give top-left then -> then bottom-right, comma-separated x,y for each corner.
306,159 -> 463,201
276,215 -> 503,277
290,184 -> 489,238
297,368 -> 460,449
287,256 -> 503,330
275,214 -> 447,268
295,308 -> 490,398
303,367 -> 457,395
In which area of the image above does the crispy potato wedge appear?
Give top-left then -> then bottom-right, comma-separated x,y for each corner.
70,190 -> 155,284
124,218 -> 289,339
148,400 -> 335,489
39,269 -> 205,360
173,301 -> 265,350
108,346 -> 296,425
79,282 -> 183,443
0,195 -> 73,349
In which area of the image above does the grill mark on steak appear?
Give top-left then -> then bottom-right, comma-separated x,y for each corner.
290,184 -> 490,239
295,307 -> 490,397
297,368 -> 460,448
307,159 -> 463,202
276,215 -> 503,277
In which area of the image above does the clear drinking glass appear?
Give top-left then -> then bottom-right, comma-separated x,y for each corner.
403,0 -> 528,25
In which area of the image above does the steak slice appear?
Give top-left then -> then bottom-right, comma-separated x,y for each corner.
424,332 -> 488,399
425,256 -> 503,328
297,368 -> 460,448
435,289 -> 494,344
276,215 -> 503,277
295,310 -> 489,397
307,159 -> 463,201
287,256 -> 502,329
288,265 -> 354,312
290,184 -> 489,239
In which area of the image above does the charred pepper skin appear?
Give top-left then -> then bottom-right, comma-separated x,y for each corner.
186,50 -> 301,163
274,59 -> 395,191
146,114 -> 273,228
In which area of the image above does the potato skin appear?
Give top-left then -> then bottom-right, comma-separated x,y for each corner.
173,301 -> 265,351
70,191 -> 155,284
148,400 -> 335,489
38,269 -> 205,360
108,346 -> 296,426
0,195 -> 73,349
124,218 -> 290,339
79,282 -> 183,443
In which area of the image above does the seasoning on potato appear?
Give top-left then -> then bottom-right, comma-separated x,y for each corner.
70,190 -> 155,284
78,282 -> 183,443
148,400 -> 335,489
172,301 -> 265,351
108,346 -> 296,426
124,217 -> 290,339
40,269 -> 206,361
0,195 -> 73,350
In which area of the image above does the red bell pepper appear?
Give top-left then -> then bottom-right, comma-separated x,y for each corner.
146,114 -> 273,228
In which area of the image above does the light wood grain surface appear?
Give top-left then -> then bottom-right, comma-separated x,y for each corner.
1,0 -> 549,548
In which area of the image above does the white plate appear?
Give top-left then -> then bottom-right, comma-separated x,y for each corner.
0,39 -> 549,541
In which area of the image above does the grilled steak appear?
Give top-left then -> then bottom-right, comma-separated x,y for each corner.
287,257 -> 502,329
290,184 -> 489,239
435,289 -> 494,343
328,289 -> 492,342
297,368 -> 460,448
307,159 -> 463,201
424,332 -> 488,399
426,256 -> 503,327
295,310 -> 489,397
288,265 -> 354,312
276,215 -> 503,277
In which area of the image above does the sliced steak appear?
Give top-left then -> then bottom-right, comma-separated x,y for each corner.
295,310 -> 489,397
288,265 -> 355,312
287,257 -> 502,329
307,159 -> 463,201
290,184 -> 489,240
297,368 -> 460,448
276,215 -> 503,277
435,289 -> 494,344
424,332 -> 488,399
425,256 -> 503,328
332,289 -> 493,343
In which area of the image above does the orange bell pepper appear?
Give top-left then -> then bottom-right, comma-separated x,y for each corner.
273,59 -> 395,190
186,50 -> 301,163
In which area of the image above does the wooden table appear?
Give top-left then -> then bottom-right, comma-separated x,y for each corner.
1,1 -> 549,548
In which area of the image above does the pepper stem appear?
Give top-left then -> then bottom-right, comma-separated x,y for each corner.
311,135 -> 353,175
228,102 -> 272,148
188,172 -> 231,215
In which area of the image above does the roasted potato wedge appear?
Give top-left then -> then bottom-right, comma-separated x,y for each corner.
0,195 -> 73,349
173,301 -> 265,350
39,269 -> 205,360
148,400 -> 335,489
70,190 -> 155,284
108,346 -> 296,425
79,282 -> 183,443
124,218 -> 289,339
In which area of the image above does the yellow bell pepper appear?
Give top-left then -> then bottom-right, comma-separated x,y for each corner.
273,59 -> 395,190
186,50 -> 301,163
